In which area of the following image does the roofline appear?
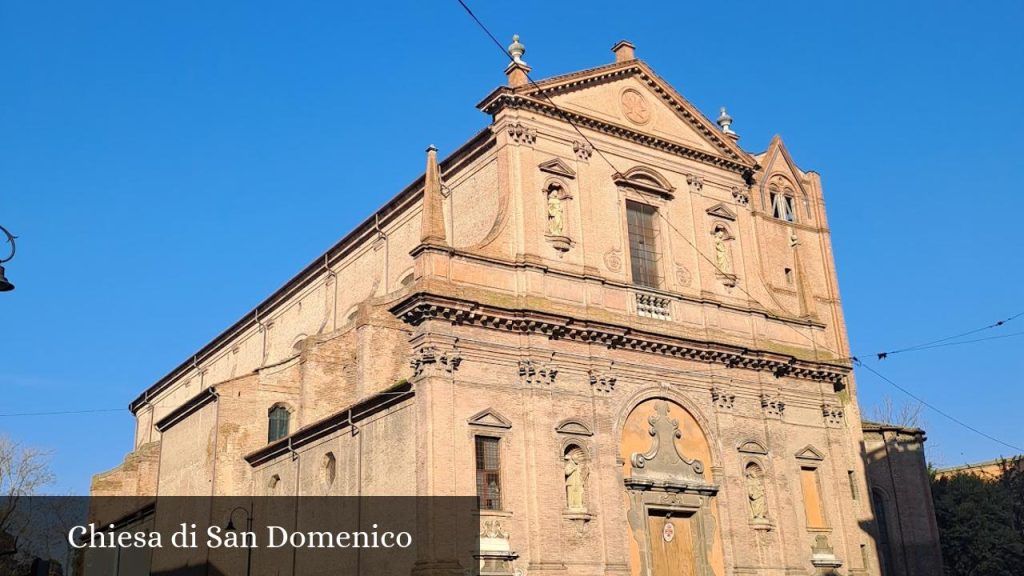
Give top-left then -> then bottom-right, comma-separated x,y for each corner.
244,381 -> 414,467
860,419 -> 926,436
933,455 -> 1023,474
129,129 -> 494,414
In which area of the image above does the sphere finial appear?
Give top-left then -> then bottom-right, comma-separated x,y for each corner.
508,34 -> 526,65
717,106 -> 735,135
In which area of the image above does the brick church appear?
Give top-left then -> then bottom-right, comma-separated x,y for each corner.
94,37 -> 942,576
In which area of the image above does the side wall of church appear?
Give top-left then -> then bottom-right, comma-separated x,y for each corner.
862,426 -> 944,576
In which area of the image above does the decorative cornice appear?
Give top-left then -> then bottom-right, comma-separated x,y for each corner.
390,292 -> 849,386
481,93 -> 752,175
484,60 -> 754,167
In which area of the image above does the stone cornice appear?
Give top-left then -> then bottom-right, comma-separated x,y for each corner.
154,387 -> 219,432
479,92 -> 753,176
390,292 -> 849,386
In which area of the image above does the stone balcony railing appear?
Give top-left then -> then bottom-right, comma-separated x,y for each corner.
634,291 -> 672,321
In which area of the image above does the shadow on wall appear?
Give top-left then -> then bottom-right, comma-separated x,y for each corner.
859,432 -> 943,576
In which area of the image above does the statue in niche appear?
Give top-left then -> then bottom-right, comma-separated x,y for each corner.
547,190 -> 565,236
745,463 -> 768,521
713,228 -> 732,273
564,446 -> 588,512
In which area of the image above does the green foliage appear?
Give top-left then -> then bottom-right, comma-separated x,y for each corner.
931,459 -> 1024,576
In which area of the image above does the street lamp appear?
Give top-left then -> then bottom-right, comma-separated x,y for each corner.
225,505 -> 254,576
0,225 -> 16,292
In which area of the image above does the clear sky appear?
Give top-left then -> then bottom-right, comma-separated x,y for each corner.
2,1 -> 1022,494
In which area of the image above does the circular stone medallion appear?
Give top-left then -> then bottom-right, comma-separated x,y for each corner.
620,89 -> 651,125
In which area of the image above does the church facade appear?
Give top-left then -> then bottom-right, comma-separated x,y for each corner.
93,39 -> 942,576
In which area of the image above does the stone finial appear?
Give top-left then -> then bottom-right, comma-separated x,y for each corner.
611,40 -> 636,62
419,145 -> 447,247
505,34 -> 532,88
508,34 -> 526,65
717,107 -> 738,139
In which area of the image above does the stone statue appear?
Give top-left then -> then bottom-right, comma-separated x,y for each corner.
565,448 -> 587,512
714,228 -> 732,273
746,464 -> 768,520
548,193 -> 564,236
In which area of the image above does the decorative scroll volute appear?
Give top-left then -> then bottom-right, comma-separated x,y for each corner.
629,400 -> 705,484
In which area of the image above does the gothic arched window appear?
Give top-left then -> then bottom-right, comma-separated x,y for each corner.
268,405 -> 291,442
770,187 -> 796,222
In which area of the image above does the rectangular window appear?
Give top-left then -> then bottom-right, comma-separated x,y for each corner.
771,192 -> 796,222
848,470 -> 859,500
800,467 -> 828,528
626,200 -> 660,288
475,436 -> 502,510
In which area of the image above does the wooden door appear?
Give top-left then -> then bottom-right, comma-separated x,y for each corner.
646,511 -> 697,576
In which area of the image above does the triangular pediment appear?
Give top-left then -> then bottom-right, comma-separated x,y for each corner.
706,203 -> 737,221
507,60 -> 754,169
538,158 -> 576,179
468,408 -> 512,429
756,135 -> 811,202
795,445 -> 825,461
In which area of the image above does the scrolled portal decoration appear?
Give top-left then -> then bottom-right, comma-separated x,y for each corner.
629,400 -> 705,485
621,398 -> 721,576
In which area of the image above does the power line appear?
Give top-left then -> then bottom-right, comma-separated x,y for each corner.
0,408 -> 126,417
853,358 -> 1023,453
894,330 -> 1024,354
877,311 -> 1023,359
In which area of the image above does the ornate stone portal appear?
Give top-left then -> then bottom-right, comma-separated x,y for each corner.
623,400 -> 719,576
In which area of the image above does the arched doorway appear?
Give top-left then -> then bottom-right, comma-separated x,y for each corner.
620,398 -> 722,576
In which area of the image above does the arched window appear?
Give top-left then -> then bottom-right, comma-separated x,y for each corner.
770,187 -> 796,222
268,405 -> 291,442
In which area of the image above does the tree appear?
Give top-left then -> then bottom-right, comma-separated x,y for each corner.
0,435 -> 55,556
932,466 -> 1024,576
870,395 -> 924,428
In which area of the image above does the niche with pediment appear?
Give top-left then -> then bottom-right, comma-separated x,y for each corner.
620,398 -> 721,576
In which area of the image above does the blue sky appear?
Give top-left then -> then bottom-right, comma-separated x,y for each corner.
2,1 -> 1021,494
